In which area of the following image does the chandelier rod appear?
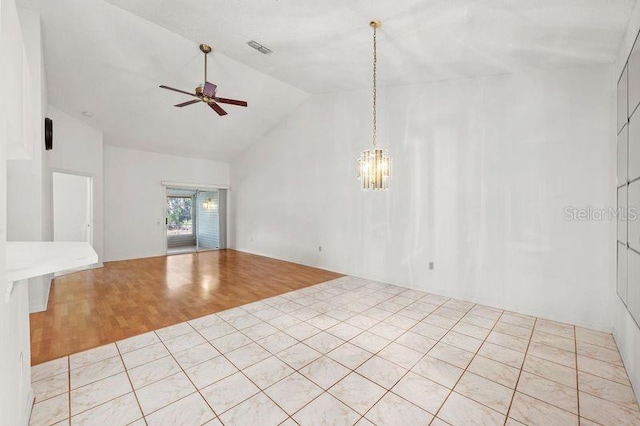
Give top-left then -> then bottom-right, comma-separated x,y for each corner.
371,21 -> 380,148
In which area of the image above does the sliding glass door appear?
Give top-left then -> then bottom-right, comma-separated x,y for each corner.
166,187 -> 226,255
196,190 -> 220,251
166,188 -> 196,254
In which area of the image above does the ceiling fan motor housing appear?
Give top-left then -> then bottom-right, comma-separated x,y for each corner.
158,43 -> 247,116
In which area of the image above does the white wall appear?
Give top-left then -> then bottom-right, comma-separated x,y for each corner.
613,0 -> 640,401
7,8 -> 43,244
46,105 -> 104,263
232,64 -> 615,332
6,6 -> 50,313
104,146 -> 229,261
1,1 -> 41,423
53,172 -> 90,242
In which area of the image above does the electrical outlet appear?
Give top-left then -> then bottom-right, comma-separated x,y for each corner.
429,262 -> 434,270
318,246 -> 322,252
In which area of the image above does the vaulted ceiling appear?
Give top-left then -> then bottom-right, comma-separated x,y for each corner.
19,0 -> 636,160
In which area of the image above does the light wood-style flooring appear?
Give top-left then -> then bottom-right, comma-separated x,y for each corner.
30,249 -> 342,365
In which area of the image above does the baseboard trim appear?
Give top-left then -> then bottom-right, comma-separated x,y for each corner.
54,262 -> 104,278
233,248 -> 614,332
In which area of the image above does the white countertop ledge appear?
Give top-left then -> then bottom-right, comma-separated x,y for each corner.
6,242 -> 98,283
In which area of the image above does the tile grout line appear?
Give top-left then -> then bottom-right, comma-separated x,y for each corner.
477,328 -> 624,372
344,286 -> 460,420
158,324 -> 235,422
342,297 -> 497,423
28,275 -> 619,368
67,284 -> 456,424
120,325 -> 229,421
62,348 -> 144,423
512,353 -> 577,392
298,285 -> 428,421
332,293 -> 454,424
224,285 -> 504,424
32,277 -> 640,425
115,341 -> 147,425
270,279 -> 402,423
188,289 -> 342,424
498,326 -> 608,421
31,266 -> 343,366
610,331 -> 640,405
161,325 -> 254,424
473,327 -> 631,391
244,280 -> 433,423
37,286 -> 422,419
67,355 -> 71,424
574,391 -> 640,421
506,321 -> 623,423
273,280 -> 389,423
429,309 -> 508,425
186,308 -> 294,423
482,331 -> 579,388
574,324 -> 581,422
503,317 -> 537,425
573,361 -> 634,387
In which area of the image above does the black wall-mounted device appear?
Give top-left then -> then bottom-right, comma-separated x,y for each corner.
44,117 -> 53,151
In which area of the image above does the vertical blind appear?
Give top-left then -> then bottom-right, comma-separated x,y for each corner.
218,189 -> 227,249
196,190 -> 220,250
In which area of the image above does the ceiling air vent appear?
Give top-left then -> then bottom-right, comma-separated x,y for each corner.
247,40 -> 273,55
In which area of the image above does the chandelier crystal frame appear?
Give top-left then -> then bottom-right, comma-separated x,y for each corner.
357,20 -> 392,191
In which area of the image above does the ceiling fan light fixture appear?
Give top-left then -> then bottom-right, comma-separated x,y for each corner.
357,20 -> 391,191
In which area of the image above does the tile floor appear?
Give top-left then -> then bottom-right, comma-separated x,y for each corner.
29,276 -> 640,425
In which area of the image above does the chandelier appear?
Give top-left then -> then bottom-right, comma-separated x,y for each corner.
357,20 -> 391,191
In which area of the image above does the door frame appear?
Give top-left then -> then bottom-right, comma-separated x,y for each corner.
163,185 -> 167,255
51,168 -> 94,247
161,182 -> 229,256
50,168 -> 95,274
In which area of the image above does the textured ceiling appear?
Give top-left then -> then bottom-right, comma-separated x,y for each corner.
104,0 -> 636,93
19,0 -> 308,161
19,0 -> 636,160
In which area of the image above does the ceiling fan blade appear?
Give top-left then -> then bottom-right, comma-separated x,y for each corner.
160,85 -> 197,97
208,101 -> 228,116
203,82 -> 217,97
214,97 -> 248,107
174,99 -> 201,107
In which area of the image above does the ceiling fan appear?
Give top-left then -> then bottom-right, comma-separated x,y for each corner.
159,44 -> 247,116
